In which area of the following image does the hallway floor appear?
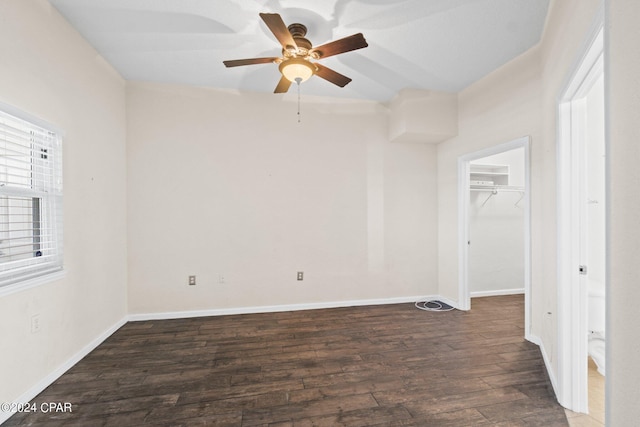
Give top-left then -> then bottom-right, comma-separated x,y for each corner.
564,358 -> 605,426
5,295 -> 568,426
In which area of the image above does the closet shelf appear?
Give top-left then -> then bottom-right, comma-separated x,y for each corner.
470,185 -> 525,192
471,171 -> 508,176
470,163 -> 510,188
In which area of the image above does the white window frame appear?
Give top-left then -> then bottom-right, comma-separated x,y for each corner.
0,103 -> 64,296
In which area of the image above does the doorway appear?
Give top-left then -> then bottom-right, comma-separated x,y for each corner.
557,26 -> 605,415
457,136 -> 531,338
468,148 -> 526,298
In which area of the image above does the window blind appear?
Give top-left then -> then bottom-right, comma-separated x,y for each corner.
0,109 -> 63,288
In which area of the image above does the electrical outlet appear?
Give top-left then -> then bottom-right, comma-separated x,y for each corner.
188,275 -> 196,286
31,314 -> 41,333
297,271 -> 304,281
218,274 -> 225,285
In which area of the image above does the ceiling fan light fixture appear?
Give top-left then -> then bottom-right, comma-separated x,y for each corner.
279,57 -> 316,83
223,13 -> 368,94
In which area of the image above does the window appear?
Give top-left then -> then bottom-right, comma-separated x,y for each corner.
0,107 -> 63,290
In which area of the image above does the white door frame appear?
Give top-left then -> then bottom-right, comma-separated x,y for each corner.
556,22 -> 604,412
457,136 -> 532,339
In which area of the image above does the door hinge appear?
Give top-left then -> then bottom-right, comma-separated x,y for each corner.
579,265 -> 588,275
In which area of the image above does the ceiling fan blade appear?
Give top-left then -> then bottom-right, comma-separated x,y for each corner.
274,76 -> 292,93
223,57 -> 278,67
315,64 -> 352,87
259,13 -> 298,49
310,33 -> 368,59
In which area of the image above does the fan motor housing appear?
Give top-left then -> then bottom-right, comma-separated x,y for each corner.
286,23 -> 313,56
287,23 -> 307,38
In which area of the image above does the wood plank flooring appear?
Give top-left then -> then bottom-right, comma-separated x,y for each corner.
565,358 -> 605,426
5,295 -> 568,426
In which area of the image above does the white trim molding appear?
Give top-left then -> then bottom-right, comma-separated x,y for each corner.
0,271 -> 65,298
0,316 -> 128,425
0,294 -> 459,425
457,136 -> 532,333
528,333 -> 560,397
1,293 -> 540,425
556,14 -> 604,413
129,295 -> 453,322
471,289 -> 525,298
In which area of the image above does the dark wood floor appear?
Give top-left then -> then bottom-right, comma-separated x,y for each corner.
5,295 -> 568,426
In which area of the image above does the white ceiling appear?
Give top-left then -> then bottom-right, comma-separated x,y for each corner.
50,0 -> 550,102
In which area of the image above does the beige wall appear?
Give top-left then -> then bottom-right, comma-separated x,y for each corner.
126,83 -> 439,314
436,0 -> 602,393
606,0 -> 640,423
538,0 -> 603,379
0,0 -> 128,405
4,0 -> 640,423
436,46 -> 542,304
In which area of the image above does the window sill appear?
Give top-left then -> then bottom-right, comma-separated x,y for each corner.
0,270 -> 65,298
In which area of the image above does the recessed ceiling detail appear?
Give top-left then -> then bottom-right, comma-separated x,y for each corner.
50,0 -> 550,101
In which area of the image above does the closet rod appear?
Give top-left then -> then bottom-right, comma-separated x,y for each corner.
471,187 -> 526,207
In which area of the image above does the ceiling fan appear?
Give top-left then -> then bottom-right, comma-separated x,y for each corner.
223,13 -> 368,93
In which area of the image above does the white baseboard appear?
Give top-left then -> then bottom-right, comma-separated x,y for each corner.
0,316 -> 128,426
470,288 -> 525,298
3,294 -> 462,425
527,333 -> 559,400
129,294 -> 445,321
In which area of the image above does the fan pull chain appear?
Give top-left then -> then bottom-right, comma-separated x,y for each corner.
295,77 -> 302,123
